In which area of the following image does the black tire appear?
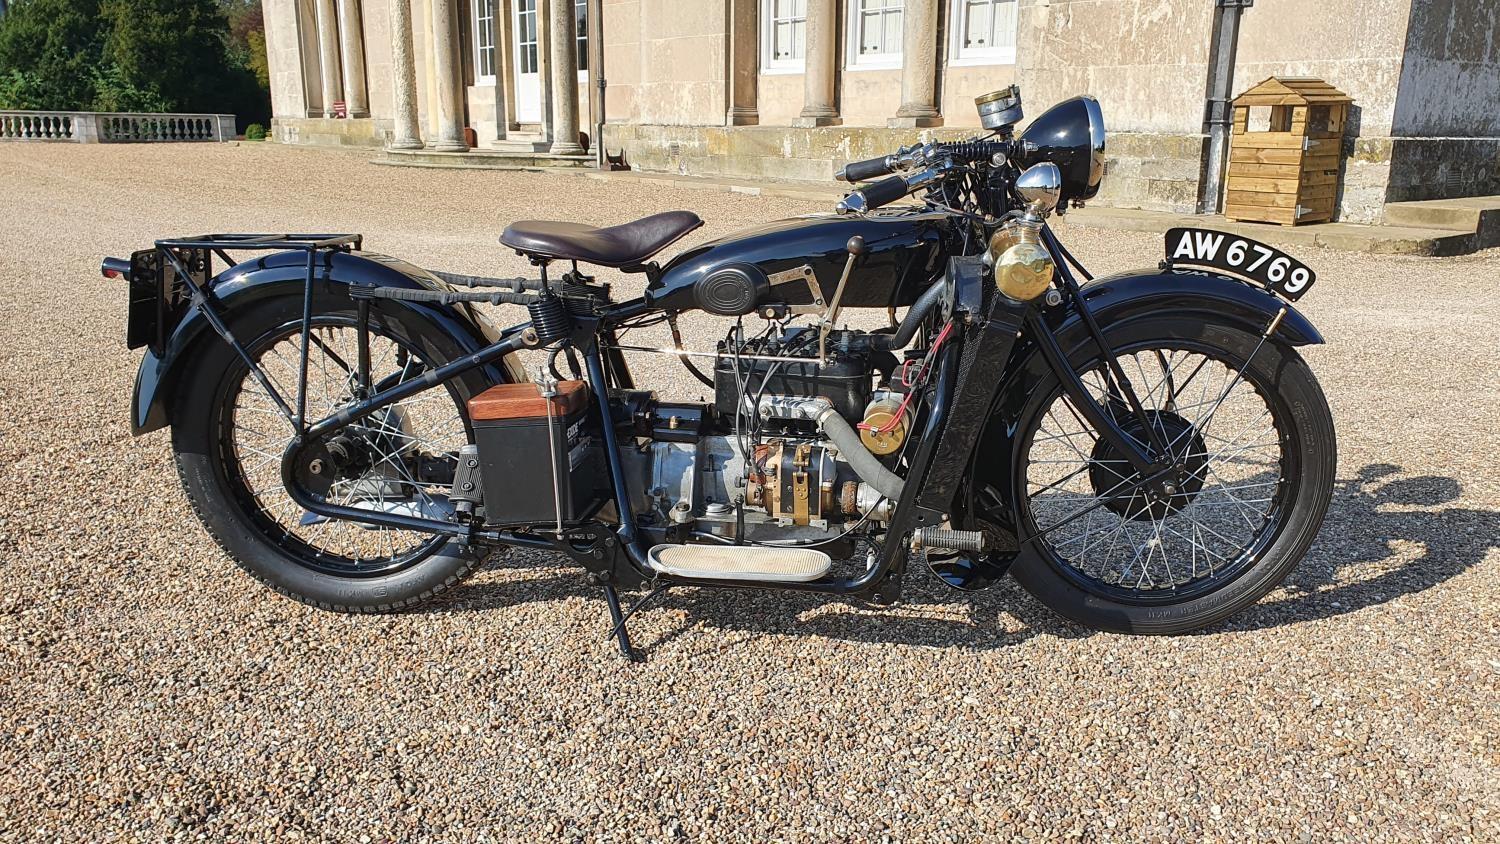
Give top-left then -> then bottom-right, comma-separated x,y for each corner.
169,292 -> 496,613
1008,316 -> 1336,634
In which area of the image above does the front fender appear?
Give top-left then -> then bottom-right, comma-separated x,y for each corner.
965,266 -> 1323,531
131,250 -> 524,434
995,267 -> 1322,422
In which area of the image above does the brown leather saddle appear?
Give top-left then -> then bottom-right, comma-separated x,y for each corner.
500,210 -> 703,270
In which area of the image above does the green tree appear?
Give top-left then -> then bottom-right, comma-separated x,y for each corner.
0,0 -> 105,109
0,0 -> 269,128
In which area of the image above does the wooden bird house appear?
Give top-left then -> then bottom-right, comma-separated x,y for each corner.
1224,77 -> 1352,225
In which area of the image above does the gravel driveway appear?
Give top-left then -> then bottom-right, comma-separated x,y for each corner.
1,143 -> 1496,842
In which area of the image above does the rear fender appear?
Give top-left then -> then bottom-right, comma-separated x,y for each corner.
131,250 -> 524,434
967,267 -> 1322,528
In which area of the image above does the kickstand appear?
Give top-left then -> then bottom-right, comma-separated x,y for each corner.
602,581 -> 672,662
602,584 -> 642,662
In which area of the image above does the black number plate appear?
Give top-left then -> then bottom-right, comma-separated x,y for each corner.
1164,227 -> 1316,300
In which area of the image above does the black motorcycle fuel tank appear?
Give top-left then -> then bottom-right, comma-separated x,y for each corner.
646,209 -> 949,315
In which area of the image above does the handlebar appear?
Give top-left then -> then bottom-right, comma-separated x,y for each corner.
834,139 -> 1012,214
835,154 -> 897,183
836,170 -> 941,215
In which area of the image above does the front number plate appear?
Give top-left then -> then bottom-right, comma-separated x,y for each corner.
1165,228 -> 1316,300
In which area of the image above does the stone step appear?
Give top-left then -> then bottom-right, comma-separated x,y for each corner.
1060,206 -> 1478,256
1382,196 -> 1500,249
487,133 -> 549,153
373,147 -> 593,171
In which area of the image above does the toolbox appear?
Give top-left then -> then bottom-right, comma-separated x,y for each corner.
468,380 -> 602,525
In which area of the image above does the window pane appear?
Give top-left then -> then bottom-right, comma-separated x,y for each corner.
965,0 -> 992,48
576,0 -> 588,70
792,18 -> 805,58
860,11 -> 880,53
994,0 -> 1015,47
884,8 -> 902,52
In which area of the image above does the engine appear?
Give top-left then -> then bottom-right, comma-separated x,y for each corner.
622,326 -> 907,545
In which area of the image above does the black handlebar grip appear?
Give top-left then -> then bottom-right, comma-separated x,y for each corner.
857,175 -> 913,211
837,155 -> 894,183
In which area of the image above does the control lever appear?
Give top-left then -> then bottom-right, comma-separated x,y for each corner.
819,235 -> 866,363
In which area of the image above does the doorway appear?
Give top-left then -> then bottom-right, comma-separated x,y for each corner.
512,0 -> 542,123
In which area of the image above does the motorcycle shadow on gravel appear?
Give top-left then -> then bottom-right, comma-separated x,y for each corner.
420,462 -> 1493,654
1214,462 -> 1496,632
425,556 -> 1081,655
425,556 -> 1087,659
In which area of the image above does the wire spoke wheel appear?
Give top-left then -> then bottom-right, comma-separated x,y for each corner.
220,317 -> 469,577
1020,339 -> 1291,603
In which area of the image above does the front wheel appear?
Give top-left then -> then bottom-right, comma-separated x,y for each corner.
1008,316 -> 1336,634
170,294 -> 497,612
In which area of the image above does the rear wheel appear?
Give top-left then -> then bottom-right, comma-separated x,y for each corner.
1008,317 -> 1336,633
170,295 -> 497,612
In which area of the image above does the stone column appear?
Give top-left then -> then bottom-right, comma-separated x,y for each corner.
389,0 -> 424,147
726,0 -> 759,125
315,0 -> 344,117
429,0 -> 468,150
794,0 -> 839,127
547,0 -> 584,154
890,0 -> 941,127
337,0 -> 370,117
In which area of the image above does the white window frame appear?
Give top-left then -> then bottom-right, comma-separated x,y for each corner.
845,0 -> 903,71
472,0 -> 498,84
947,0 -> 1017,66
760,0 -> 807,74
574,0 -> 589,81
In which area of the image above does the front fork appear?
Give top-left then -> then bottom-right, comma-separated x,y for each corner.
984,225 -> 1198,551
1038,224 -> 1161,476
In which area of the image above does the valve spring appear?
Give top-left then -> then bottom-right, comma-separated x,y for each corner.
556,283 -> 602,314
527,293 -> 570,345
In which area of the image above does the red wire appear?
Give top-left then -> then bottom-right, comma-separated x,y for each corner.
859,320 -> 954,434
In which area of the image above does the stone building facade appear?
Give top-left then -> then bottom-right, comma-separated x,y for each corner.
264,0 -> 1499,224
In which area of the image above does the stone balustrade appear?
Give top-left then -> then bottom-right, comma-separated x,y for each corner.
0,111 -> 237,143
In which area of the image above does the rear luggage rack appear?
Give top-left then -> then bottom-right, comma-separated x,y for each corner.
128,233 -> 363,353
137,233 -> 370,432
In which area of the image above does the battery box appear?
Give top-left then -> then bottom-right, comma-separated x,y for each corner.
469,380 -> 602,526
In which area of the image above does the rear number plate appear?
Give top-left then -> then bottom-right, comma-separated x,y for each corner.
1165,228 -> 1315,300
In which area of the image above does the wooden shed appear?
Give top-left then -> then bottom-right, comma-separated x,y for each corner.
1225,77 -> 1352,226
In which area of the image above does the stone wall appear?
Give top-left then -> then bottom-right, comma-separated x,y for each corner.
1015,0 -> 1217,214
1383,0 -> 1500,206
602,0 -> 729,126
602,123 -> 1000,183
271,116 -> 394,146
1392,0 -> 1500,137
1092,133 -> 1206,215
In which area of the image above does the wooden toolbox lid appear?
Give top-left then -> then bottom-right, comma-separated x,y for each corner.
469,380 -> 590,421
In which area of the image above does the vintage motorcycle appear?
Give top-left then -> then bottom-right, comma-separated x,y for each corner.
104,88 -> 1336,657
